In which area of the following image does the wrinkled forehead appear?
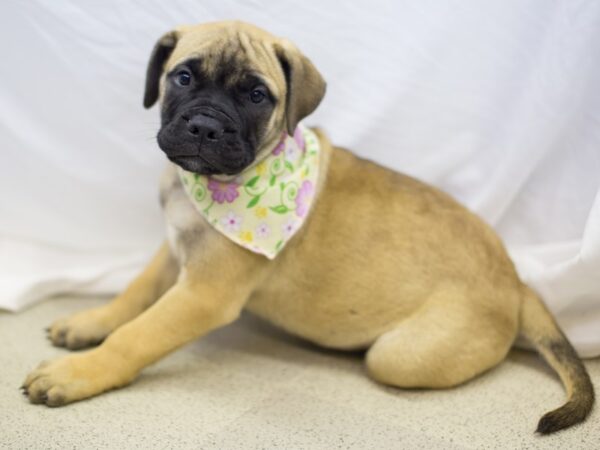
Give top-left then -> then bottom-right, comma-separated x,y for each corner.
166,27 -> 285,94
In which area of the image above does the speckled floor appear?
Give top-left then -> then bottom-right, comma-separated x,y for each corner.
0,296 -> 598,449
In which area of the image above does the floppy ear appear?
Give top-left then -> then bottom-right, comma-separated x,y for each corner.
274,41 -> 326,135
143,31 -> 179,109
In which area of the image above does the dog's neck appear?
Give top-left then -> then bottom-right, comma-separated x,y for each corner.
178,124 -> 321,259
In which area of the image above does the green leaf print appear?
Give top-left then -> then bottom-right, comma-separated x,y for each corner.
203,200 -> 215,214
269,175 -> 277,186
270,205 -> 289,214
245,175 -> 260,188
284,161 -> 294,173
246,196 -> 260,208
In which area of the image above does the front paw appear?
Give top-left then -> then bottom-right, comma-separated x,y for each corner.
48,307 -> 114,350
21,350 -> 135,406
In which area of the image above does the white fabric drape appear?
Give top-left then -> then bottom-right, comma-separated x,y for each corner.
1,1 -> 599,356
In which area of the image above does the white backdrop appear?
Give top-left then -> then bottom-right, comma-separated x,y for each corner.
1,1 -> 599,356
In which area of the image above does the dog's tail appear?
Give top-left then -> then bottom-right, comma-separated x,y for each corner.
519,285 -> 594,434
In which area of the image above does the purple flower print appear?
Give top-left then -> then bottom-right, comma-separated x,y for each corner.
255,222 -> 271,239
281,218 -> 298,238
271,132 -> 287,155
208,179 -> 239,204
294,180 -> 314,217
220,211 -> 242,232
285,142 -> 299,161
293,126 -> 305,150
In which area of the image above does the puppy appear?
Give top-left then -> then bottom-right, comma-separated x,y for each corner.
23,21 -> 593,434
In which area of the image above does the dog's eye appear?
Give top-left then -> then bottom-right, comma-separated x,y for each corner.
249,87 -> 266,104
175,70 -> 192,87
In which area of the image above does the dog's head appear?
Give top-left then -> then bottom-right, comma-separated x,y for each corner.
144,21 -> 326,176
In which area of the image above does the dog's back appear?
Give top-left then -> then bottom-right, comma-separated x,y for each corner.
246,134 -> 520,350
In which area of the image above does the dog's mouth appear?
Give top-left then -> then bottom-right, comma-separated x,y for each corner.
157,114 -> 256,176
167,153 -> 250,176
168,154 -> 219,175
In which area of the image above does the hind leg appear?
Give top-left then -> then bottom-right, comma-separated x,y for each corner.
366,286 -> 519,388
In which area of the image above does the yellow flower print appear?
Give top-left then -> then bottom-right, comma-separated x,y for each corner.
255,206 -> 268,219
256,161 -> 267,176
240,230 -> 253,243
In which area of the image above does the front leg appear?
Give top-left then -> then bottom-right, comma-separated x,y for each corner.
48,242 -> 178,350
23,243 -> 266,406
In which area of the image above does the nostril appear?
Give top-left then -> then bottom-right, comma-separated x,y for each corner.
188,125 -> 199,135
207,131 -> 218,140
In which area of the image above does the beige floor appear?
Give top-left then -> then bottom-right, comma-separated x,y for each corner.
0,296 -> 598,449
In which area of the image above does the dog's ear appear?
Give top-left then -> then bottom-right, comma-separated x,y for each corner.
274,41 -> 326,135
143,31 -> 179,109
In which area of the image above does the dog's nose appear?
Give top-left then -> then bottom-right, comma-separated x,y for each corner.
184,114 -> 224,141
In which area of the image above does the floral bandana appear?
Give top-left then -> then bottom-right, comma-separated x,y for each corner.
178,125 -> 320,259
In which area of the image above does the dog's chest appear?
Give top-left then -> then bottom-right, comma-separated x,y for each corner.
159,164 -> 209,264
